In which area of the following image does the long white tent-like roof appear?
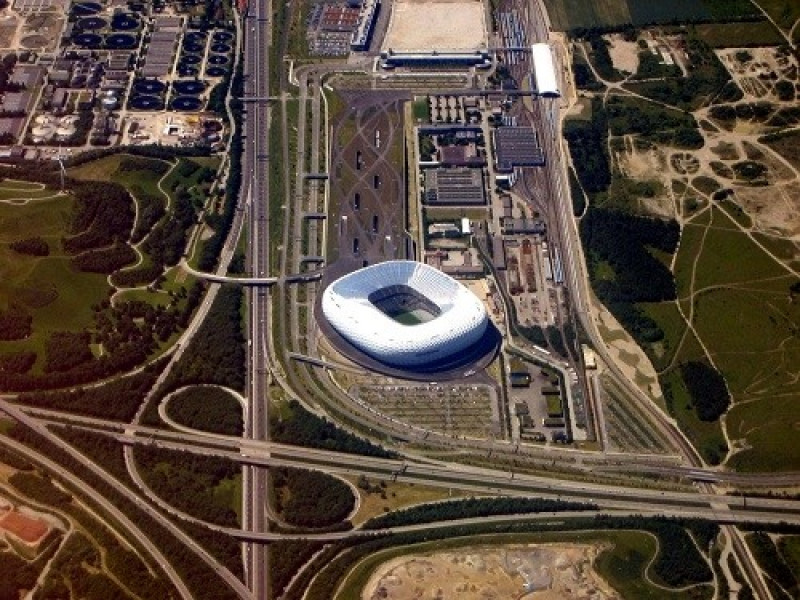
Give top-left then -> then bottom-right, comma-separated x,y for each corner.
531,43 -> 559,96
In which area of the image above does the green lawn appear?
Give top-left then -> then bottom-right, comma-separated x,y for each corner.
0,194 -> 72,243
695,21 -> 784,47
727,390 -> 800,471
692,209 -> 786,291
752,0 -> 800,30
638,301 -> 687,370
661,370 -> 728,465
648,204 -> 800,469
213,473 -> 243,524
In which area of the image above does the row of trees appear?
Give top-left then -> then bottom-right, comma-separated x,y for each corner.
19,357 -> 168,420
9,236 -> 49,256
363,496 -> 593,529
270,399 -> 396,458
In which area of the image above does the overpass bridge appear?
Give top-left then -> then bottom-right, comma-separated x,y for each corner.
180,260 -> 323,286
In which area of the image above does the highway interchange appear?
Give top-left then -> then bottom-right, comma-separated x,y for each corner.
0,0 -> 798,599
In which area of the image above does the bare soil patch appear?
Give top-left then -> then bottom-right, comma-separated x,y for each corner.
0,509 -> 50,544
382,0 -> 487,53
362,543 -> 619,600
605,34 -> 639,74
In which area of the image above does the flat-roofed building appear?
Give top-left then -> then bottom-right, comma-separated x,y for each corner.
424,167 -> 485,206
493,126 -> 545,172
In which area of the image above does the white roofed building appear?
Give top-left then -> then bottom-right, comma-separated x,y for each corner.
530,43 -> 559,96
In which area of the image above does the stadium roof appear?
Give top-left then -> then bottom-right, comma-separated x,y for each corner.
321,260 -> 488,367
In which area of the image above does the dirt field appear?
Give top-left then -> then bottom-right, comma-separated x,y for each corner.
605,34 -> 638,74
0,509 -> 50,544
381,0 -> 487,53
362,543 -> 618,599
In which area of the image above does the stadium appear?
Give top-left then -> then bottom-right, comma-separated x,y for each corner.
320,260 -> 497,376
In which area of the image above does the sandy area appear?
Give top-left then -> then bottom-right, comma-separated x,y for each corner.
382,0 -> 487,53
596,309 -> 662,402
362,543 -> 619,600
605,34 -> 638,74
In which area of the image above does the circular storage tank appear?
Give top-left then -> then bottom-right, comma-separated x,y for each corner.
105,33 -> 138,49
184,31 -> 206,43
129,95 -> 164,111
133,79 -> 166,94
208,54 -> 229,65
111,13 -> 139,30
182,41 -> 205,53
73,32 -> 103,47
171,96 -> 203,111
205,66 -> 227,78
212,30 -> 233,43
180,54 -> 201,65
77,16 -> 106,30
56,124 -> 76,137
31,124 -> 56,139
177,65 -> 198,77
172,80 -> 206,95
71,1 -> 101,16
210,42 -> 230,53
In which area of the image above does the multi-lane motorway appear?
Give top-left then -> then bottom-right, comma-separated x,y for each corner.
241,2 -> 273,598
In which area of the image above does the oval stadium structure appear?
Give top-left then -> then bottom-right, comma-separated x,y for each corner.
321,260 -> 489,368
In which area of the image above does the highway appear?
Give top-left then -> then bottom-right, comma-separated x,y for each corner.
19,408 -> 800,528
0,399 -> 250,599
241,1 -> 274,598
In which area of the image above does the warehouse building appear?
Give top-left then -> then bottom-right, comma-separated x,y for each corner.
424,167 -> 485,205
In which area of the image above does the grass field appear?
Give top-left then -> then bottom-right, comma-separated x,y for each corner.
0,191 -> 111,370
650,206 -> 800,469
0,180 -> 61,202
753,0 -> 800,30
212,473 -> 243,524
695,21 -> 785,47
542,0 -> 630,30
346,477 -> 470,526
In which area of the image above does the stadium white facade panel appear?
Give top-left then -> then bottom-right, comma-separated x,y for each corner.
321,260 -> 488,366
530,43 -> 559,96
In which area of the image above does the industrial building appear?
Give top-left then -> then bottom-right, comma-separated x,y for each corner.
493,126 -> 545,172
424,167 -> 485,206
321,260 -> 489,367
530,43 -> 559,96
